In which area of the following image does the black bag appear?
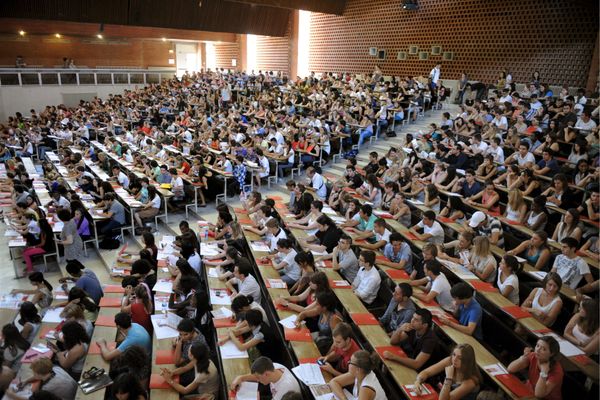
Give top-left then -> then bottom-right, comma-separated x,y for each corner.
99,237 -> 120,250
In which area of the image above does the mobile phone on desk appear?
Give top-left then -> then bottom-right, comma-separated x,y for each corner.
317,359 -> 325,366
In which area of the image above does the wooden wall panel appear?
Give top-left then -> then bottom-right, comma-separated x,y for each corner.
309,0 -> 599,87
0,35 -> 172,68
214,41 -> 241,70
254,17 -> 292,76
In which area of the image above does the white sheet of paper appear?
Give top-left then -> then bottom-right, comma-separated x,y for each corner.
200,243 -> 220,256
332,280 -> 350,287
404,384 -> 432,396
291,363 -> 326,386
42,307 -> 64,323
235,382 -> 258,400
267,279 -> 287,289
152,279 -> 173,293
150,313 -> 181,339
210,289 -> 232,305
407,199 -> 424,205
278,314 -> 299,329
32,344 -> 50,353
219,341 -> 249,359
167,255 -> 179,267
515,256 -> 527,264
250,241 -> 271,252
211,307 -> 233,319
529,271 -> 547,280
208,268 -> 220,278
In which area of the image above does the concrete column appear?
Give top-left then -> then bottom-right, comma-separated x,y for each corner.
289,10 -> 300,80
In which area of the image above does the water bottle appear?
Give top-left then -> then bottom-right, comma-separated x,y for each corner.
203,226 -> 208,241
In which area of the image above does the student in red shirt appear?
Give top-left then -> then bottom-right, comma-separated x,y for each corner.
317,322 -> 360,377
507,336 -> 563,400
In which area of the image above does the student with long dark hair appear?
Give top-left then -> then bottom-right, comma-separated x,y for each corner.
51,320 -> 89,378
161,342 -> 220,398
1,324 -> 30,370
16,301 -> 41,343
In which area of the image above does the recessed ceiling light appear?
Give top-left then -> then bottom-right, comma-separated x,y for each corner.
97,34 -> 103,39
162,37 -> 167,42
55,33 -> 61,38
18,30 -> 25,36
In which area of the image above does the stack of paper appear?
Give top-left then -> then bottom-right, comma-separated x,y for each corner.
152,279 -> 173,293
545,333 -> 585,357
211,307 -> 233,319
219,341 -> 249,359
207,268 -> 220,278
200,243 -> 221,256
236,382 -> 258,400
278,315 -> 300,329
151,313 -> 181,339
292,363 -> 326,386
250,241 -> 271,252
483,363 -> 509,376
42,307 -> 64,323
210,289 -> 232,305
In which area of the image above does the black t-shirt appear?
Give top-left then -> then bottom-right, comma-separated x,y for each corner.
316,227 -> 342,253
346,174 -> 364,189
402,327 -> 436,360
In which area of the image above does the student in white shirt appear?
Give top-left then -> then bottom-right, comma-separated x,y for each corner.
411,258 -> 455,312
497,255 -> 521,305
270,239 -> 301,286
231,356 -> 301,400
412,210 -> 445,245
352,250 -> 382,305
265,219 -> 287,253
111,165 -> 130,189
551,237 -> 593,289
329,350 -> 387,400
307,166 -> 327,200
355,218 -> 390,251
226,259 -> 261,303
254,148 -> 270,187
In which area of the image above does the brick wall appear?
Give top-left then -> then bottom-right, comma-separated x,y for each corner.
214,41 -> 241,70
255,34 -> 291,76
309,0 -> 598,87
0,35 -> 173,68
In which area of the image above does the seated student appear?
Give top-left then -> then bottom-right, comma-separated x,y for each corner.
317,234 -> 359,284
109,345 -> 151,389
352,250 -> 382,305
133,185 -> 161,230
169,276 -> 202,320
161,342 -> 219,398
318,322 -> 361,377
244,205 -> 274,236
226,259 -> 261,303
378,232 -> 413,273
414,343 -> 481,400
121,284 -> 152,334
268,239 -> 301,286
15,302 -> 41,343
311,291 -> 342,354
96,312 -> 151,361
566,297 -> 598,357
440,283 -> 483,340
59,261 -> 104,304
219,310 -> 277,357
497,255 -> 521,305
355,218 -> 391,251
507,231 -> 552,271
328,350 -> 387,400
466,236 -> 497,283
551,237 -> 593,289
51,320 -> 89,379
111,372 -> 148,400
231,356 -> 301,400
464,210 -> 504,248
1,324 -> 30,371
438,231 -> 473,266
533,149 -> 560,177
384,308 -> 436,370
411,210 -> 445,245
380,282 -> 416,333
506,336 -> 563,400
96,193 -> 126,235
231,295 -> 270,335
0,353 -> 15,395
5,357 -> 77,400
353,204 -> 377,240
299,215 -> 342,254
410,259 -> 455,312
264,219 -> 287,253
277,271 -> 330,317
521,272 -> 563,328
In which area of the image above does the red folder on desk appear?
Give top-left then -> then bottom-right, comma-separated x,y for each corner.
375,346 -> 407,359
505,219 -> 522,226
437,216 -> 455,223
95,315 -> 117,327
385,269 -> 410,280
468,280 -> 499,293
502,305 -> 532,319
118,243 -> 128,255
88,341 -> 116,355
155,349 -> 176,364
495,374 -> 534,398
233,208 -> 246,214
38,326 -> 58,339
298,357 -> 319,364
99,297 -> 122,308
237,218 -> 253,225
213,318 -> 237,328
103,285 -> 125,294
329,279 -> 352,289
420,299 -> 439,308
284,327 -> 312,342
404,232 -> 419,241
571,354 -> 592,365
150,373 -> 178,389
351,312 -> 379,325
275,203 -> 288,210
402,383 -> 439,400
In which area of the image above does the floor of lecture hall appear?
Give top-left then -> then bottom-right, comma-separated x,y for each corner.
0,102 -> 455,293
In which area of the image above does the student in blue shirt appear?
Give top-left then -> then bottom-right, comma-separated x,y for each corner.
380,232 -> 413,274
440,282 -> 483,340
96,312 -> 151,361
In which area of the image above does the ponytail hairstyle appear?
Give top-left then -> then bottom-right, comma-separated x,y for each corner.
502,255 -> 522,275
28,272 -> 53,292
351,350 -> 380,374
